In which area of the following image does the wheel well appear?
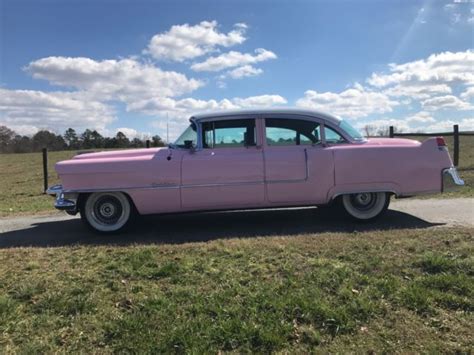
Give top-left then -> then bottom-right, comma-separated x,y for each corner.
330,190 -> 396,201
77,191 -> 139,215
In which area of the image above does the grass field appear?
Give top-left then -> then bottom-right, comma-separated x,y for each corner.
0,135 -> 472,216
0,227 -> 473,353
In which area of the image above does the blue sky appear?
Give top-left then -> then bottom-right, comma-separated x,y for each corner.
0,0 -> 473,139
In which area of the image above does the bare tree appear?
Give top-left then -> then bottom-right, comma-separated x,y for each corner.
363,124 -> 376,138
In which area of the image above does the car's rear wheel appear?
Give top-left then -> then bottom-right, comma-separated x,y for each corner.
341,192 -> 390,221
81,192 -> 132,233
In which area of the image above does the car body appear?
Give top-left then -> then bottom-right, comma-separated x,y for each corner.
47,108 -> 464,233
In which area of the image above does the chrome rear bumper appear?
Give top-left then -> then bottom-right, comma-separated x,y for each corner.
46,184 -> 78,212
442,167 -> 465,192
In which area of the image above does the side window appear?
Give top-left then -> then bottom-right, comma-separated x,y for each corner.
324,126 -> 346,144
202,119 -> 256,148
265,118 -> 321,146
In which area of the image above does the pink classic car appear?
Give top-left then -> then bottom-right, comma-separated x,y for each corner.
47,109 -> 464,233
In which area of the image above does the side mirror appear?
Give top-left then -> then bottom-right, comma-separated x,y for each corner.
184,140 -> 196,153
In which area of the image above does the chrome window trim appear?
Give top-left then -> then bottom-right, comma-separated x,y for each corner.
197,116 -> 259,150
191,111 -> 358,146
261,113 -> 354,145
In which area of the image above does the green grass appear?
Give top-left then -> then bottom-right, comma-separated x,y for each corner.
0,150 -> 77,216
0,227 -> 472,352
0,135 -> 472,216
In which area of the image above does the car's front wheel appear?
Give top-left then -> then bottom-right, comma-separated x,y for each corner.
341,192 -> 390,221
81,192 -> 133,233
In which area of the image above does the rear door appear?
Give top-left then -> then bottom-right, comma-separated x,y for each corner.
263,116 -> 334,204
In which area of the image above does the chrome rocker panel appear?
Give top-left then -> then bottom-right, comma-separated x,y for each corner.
442,167 -> 465,192
46,184 -> 78,213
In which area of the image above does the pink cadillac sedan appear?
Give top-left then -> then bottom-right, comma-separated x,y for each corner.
47,109 -> 464,233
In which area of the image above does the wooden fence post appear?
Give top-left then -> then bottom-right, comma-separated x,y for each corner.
146,140 -> 150,148
389,126 -> 394,138
453,124 -> 459,167
42,148 -> 48,193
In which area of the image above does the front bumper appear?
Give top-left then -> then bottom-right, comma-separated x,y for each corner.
442,167 -> 465,192
46,184 -> 78,212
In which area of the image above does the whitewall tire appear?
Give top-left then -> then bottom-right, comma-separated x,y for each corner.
81,192 -> 132,233
341,192 -> 389,221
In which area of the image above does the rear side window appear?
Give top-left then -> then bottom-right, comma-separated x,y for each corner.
202,119 -> 256,148
265,118 -> 321,146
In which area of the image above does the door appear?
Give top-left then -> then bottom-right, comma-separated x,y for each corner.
263,117 -> 334,204
181,118 -> 265,209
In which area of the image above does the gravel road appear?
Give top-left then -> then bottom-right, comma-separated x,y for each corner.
0,198 -> 472,248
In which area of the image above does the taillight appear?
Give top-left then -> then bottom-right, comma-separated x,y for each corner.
436,137 -> 446,147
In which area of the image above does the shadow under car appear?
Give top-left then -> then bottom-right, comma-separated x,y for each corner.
0,206 -> 444,249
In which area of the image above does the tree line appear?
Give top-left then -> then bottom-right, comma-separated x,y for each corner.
0,126 -> 165,154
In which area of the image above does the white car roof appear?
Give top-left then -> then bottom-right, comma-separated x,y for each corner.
191,108 -> 342,125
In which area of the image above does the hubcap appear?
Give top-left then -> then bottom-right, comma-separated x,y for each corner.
100,203 -> 115,217
93,196 -> 123,225
350,193 -> 377,211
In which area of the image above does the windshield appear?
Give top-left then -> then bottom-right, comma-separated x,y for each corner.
173,122 -> 198,148
339,120 -> 365,141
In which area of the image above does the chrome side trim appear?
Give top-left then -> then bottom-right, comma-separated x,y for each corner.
442,167 -> 464,192
55,181 -> 269,194
181,181 -> 264,189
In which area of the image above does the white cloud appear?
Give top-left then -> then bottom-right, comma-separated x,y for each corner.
295,84 -> 398,119
115,127 -> 151,140
2,124 -> 41,136
0,88 -> 115,133
116,127 -> 138,139
232,94 -> 287,107
406,111 -> 435,123
129,94 -> 287,119
443,3 -> 473,25
421,95 -> 473,111
367,50 -> 474,89
382,83 -> 452,99
25,57 -> 203,103
461,86 -> 474,100
191,48 -> 276,72
424,118 -> 474,132
144,21 -> 247,62
225,65 -> 263,79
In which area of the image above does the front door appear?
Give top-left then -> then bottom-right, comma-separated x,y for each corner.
181,118 -> 265,210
